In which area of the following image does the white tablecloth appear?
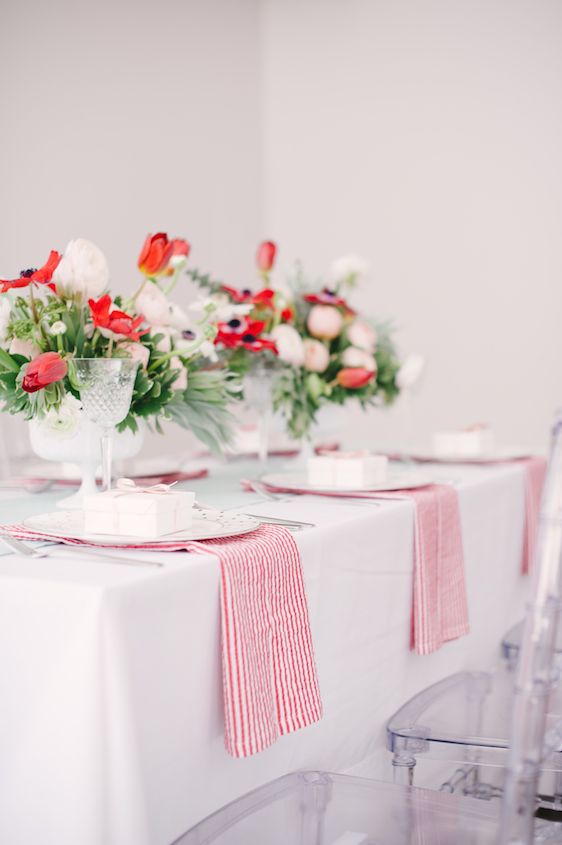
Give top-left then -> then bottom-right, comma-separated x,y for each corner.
0,459 -> 530,844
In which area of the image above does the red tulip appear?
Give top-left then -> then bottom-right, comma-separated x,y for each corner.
336,367 -> 374,389
170,239 -> 190,258
1,250 -> 62,293
89,294 -> 148,342
256,241 -> 277,273
22,352 -> 67,393
138,233 -> 190,276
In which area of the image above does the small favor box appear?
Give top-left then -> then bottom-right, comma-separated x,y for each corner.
433,426 -> 495,458
83,487 -> 195,538
307,452 -> 388,488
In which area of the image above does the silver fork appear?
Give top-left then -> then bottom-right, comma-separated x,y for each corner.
0,535 -> 163,568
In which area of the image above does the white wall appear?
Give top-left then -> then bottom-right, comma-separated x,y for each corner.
261,0 -> 562,450
2,0 -> 560,455
0,0 -> 264,457
0,0 -> 264,294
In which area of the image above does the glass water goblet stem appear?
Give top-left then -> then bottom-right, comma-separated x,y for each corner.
100,427 -> 113,492
257,407 -> 272,464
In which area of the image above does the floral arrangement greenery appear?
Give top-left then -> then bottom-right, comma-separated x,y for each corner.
188,244 -> 404,439
0,235 -> 238,453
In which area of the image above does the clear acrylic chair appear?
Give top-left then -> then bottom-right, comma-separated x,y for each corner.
177,412 -> 562,845
502,620 -> 562,671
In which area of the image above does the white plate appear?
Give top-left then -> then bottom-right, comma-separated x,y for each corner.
260,470 -> 435,494
23,510 -> 260,545
406,447 -> 531,464
21,455 -> 188,482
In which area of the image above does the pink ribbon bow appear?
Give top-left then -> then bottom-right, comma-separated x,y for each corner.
114,477 -> 177,496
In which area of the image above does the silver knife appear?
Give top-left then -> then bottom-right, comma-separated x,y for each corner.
0,535 -> 163,568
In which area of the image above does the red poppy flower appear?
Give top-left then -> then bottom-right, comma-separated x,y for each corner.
256,241 -> 277,273
214,317 -> 277,353
252,288 -> 275,304
22,351 -> 67,393
221,285 -> 276,307
304,287 -> 356,315
138,233 -> 190,277
281,307 -> 294,322
221,285 -> 254,304
89,294 -> 148,342
1,250 -> 62,294
336,367 -> 374,389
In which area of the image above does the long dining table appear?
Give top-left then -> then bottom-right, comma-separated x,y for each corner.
0,456 -> 531,845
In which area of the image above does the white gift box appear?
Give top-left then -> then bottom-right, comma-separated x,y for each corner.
83,485 -> 195,538
307,453 -> 388,488
433,427 -> 495,458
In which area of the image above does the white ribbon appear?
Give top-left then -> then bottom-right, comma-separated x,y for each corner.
114,477 -> 177,496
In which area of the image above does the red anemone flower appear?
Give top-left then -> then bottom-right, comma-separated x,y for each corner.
304,287 -> 356,316
21,351 -> 67,393
1,250 -> 62,294
89,294 -> 148,342
214,317 -> 277,353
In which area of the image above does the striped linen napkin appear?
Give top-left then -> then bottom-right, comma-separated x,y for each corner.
518,456 -> 547,574
243,479 -> 469,656
398,453 -> 547,575
0,522 -> 322,757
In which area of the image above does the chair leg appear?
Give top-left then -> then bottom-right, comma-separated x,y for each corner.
392,752 -> 416,786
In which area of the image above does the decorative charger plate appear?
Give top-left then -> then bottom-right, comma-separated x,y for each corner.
23,510 -> 260,546
405,447 -> 531,464
260,470 -> 435,494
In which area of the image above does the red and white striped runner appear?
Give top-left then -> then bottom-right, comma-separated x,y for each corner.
185,526 -> 322,756
0,521 -> 322,757
519,456 -> 547,575
242,480 -> 469,656
379,485 -> 469,655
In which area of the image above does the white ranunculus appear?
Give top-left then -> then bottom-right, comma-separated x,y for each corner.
341,346 -> 377,372
49,321 -> 67,336
40,394 -> 83,437
168,302 -> 191,331
190,295 -> 252,323
53,239 -> 109,299
9,337 -> 40,358
200,339 -> 219,362
307,305 -> 343,340
270,324 -> 305,366
303,338 -> 330,373
136,283 -> 171,326
396,354 -> 425,390
151,326 -> 173,353
347,319 -> 377,351
0,297 -> 11,347
330,254 -> 370,284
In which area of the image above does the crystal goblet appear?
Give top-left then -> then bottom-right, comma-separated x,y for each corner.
72,358 -> 139,492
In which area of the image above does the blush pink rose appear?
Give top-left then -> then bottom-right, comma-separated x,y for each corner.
341,346 -> 377,372
347,320 -> 377,351
307,305 -> 343,340
171,357 -> 188,390
303,338 -> 330,372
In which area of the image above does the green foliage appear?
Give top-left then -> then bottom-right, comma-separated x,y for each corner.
0,283 -> 240,454
185,268 -> 224,296
164,369 -> 240,454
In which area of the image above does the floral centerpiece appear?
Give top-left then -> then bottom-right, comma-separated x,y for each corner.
0,234 -> 237,453
187,244 -> 404,440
